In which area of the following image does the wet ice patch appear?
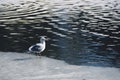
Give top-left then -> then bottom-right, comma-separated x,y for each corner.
0,52 -> 120,80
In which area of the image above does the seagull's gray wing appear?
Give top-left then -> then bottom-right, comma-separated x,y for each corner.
29,45 -> 42,52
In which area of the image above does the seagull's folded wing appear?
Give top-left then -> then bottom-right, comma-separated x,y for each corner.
29,45 -> 42,51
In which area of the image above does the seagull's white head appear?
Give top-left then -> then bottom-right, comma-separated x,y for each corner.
40,36 -> 46,43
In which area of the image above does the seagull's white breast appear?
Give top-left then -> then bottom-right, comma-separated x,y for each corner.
36,42 -> 45,52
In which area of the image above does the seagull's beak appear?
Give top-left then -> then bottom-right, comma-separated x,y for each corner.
45,37 -> 50,41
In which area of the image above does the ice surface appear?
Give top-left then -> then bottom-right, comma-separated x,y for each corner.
0,52 -> 120,80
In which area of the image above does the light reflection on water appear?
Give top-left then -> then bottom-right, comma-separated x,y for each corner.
0,0 -> 120,67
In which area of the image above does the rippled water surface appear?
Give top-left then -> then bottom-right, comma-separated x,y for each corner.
0,0 -> 120,67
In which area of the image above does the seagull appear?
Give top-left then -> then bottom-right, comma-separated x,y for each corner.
29,36 -> 46,56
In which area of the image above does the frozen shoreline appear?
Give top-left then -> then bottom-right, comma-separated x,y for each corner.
0,52 -> 120,80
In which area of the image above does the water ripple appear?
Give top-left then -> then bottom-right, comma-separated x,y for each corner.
0,0 -> 120,67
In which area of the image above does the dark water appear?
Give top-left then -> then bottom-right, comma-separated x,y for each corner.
0,0 -> 120,67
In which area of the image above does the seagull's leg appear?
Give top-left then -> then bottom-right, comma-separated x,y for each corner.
37,52 -> 42,58
35,52 -> 41,57
38,53 -> 41,56
35,52 -> 38,56
36,51 -> 40,56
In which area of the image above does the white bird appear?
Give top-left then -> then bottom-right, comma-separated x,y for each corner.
29,36 -> 46,56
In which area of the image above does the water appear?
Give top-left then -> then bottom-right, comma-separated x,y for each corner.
0,0 -> 120,67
